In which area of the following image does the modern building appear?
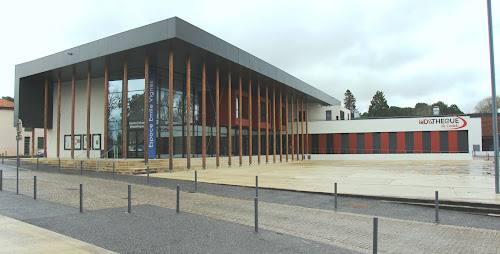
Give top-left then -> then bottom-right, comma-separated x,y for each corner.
14,17 -> 339,171
14,17 -> 495,170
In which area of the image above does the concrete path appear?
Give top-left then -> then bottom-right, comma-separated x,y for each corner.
1,166 -> 499,253
152,160 -> 500,204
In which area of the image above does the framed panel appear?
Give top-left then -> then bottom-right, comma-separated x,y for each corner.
74,135 -> 82,150
93,134 -> 102,150
83,135 -> 88,150
64,135 -> 71,150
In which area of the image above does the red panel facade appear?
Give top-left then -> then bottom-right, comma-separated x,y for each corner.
364,133 -> 373,154
448,131 -> 458,153
380,132 -> 389,154
413,131 -> 422,153
397,132 -> 405,153
431,131 -> 440,153
349,133 -> 357,154
318,134 -> 326,154
334,133 -> 341,154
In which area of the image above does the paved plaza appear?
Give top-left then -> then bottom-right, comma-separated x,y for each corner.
154,159 -> 500,205
0,159 -> 499,253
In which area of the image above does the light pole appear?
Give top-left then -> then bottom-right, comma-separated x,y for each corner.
16,119 -> 22,195
487,0 -> 499,194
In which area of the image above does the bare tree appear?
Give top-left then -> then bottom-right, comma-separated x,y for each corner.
474,96 -> 500,113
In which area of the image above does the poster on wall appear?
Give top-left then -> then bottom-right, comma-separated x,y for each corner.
83,135 -> 87,150
64,135 -> 71,150
74,135 -> 82,150
147,66 -> 157,159
92,134 -> 101,150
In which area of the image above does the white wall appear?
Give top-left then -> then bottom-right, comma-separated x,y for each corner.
0,109 -> 43,156
47,78 -> 105,158
468,117 -> 482,153
307,103 -> 351,122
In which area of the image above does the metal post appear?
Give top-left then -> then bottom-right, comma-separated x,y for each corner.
373,217 -> 378,254
113,162 -> 115,180
58,158 -> 61,173
487,0 -> 500,194
79,184 -> 83,213
255,197 -> 259,232
0,170 -> 2,191
256,176 -> 259,198
36,157 -> 39,170
195,170 -> 198,192
34,176 -> 37,200
80,161 -> 83,175
16,136 -> 19,195
1,153 -> 3,164
435,191 -> 439,224
147,165 -> 150,184
128,184 -> 131,213
176,184 -> 180,214
334,182 -> 338,210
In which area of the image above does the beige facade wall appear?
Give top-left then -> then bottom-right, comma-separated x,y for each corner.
0,108 -> 43,157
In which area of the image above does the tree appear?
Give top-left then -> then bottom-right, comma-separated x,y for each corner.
474,96 -> 500,113
388,106 -> 414,117
414,103 -> 432,115
343,89 -> 356,116
431,101 -> 464,115
1,96 -> 13,102
368,91 -> 389,117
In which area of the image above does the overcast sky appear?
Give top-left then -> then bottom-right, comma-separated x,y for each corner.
2,0 -> 499,113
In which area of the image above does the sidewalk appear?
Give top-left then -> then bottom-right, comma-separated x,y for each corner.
152,159 -> 500,204
1,166 -> 499,253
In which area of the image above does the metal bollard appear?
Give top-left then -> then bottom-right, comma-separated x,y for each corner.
128,185 -> 131,213
176,184 -> 180,214
147,166 -> 150,184
0,170 -> 2,191
58,158 -> 61,173
373,217 -> 378,254
80,161 -> 83,175
435,191 -> 439,224
255,197 -> 259,232
80,184 -> 83,213
195,171 -> 198,192
256,176 -> 258,198
334,182 -> 338,210
36,157 -> 39,170
113,163 -> 115,180
1,153 -> 3,164
34,176 -> 37,200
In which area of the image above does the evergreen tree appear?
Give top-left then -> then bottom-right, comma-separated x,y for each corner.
368,91 -> 389,117
343,89 -> 356,116
1,96 -> 13,102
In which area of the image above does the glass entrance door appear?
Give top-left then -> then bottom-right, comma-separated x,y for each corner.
127,129 -> 144,158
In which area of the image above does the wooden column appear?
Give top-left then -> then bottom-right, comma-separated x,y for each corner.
301,97 -> 304,160
122,59 -> 128,159
43,78 -> 48,157
296,96 -> 299,161
57,72 -> 61,158
227,71 -> 232,167
144,55 -> 149,162
169,47 -> 174,171
103,63 -> 109,157
272,86 -> 276,163
257,81 -> 261,164
86,63 -> 91,158
248,77 -> 252,165
71,68 -> 76,158
202,58 -> 206,169
216,65 -> 220,168
32,129 -> 35,157
306,100 -> 309,158
285,92 -> 288,162
265,84 -> 269,163
238,74 -> 242,166
279,87 -> 282,162
186,55 -> 191,170
291,94 -> 294,161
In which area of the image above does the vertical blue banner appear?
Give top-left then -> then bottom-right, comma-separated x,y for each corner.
147,67 -> 157,159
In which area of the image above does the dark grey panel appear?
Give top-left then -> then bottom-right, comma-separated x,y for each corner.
440,131 -> 449,153
341,133 -> 349,154
372,132 -> 381,154
405,132 -> 414,153
458,130 -> 469,153
357,133 -> 365,154
312,134 -> 318,154
422,131 -> 431,153
389,132 -> 397,154
326,134 -> 333,154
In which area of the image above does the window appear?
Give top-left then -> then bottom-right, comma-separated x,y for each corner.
326,110 -> 332,121
340,111 -> 345,120
37,137 -> 43,149
236,97 -> 239,118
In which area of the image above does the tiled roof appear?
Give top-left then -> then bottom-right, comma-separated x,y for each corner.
0,99 -> 14,108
